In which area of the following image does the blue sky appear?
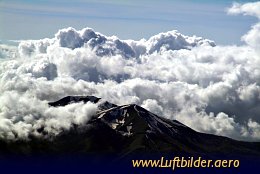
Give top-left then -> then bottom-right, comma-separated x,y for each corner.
0,0 -> 259,44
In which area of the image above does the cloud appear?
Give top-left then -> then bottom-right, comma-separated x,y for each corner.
242,23 -> 260,52
228,2 -> 260,52
0,91 -> 98,140
0,44 -> 19,59
141,99 -> 163,116
1,2 -> 260,141
227,2 -> 260,19
18,27 -> 215,58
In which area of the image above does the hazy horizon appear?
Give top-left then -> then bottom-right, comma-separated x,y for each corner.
0,0 -> 259,45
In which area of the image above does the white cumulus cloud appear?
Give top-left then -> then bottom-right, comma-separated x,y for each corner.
228,1 -> 260,52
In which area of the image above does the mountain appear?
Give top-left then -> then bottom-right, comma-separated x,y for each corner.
0,96 -> 259,158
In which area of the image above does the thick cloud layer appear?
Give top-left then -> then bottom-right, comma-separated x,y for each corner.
1,2 -> 260,141
0,44 -> 18,59
0,92 -> 98,140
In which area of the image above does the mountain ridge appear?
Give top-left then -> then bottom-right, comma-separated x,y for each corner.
0,95 -> 259,158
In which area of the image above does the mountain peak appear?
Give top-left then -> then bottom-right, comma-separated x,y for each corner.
0,95 -> 256,157
49,95 -> 101,107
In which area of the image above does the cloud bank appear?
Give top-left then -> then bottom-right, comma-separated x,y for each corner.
1,1 -> 260,141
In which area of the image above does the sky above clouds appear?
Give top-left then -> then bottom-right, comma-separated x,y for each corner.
0,0 -> 259,44
0,1 -> 260,141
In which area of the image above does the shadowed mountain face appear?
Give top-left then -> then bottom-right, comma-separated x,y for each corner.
0,96 -> 259,158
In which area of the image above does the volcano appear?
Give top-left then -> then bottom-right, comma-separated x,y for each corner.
0,96 -> 259,158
